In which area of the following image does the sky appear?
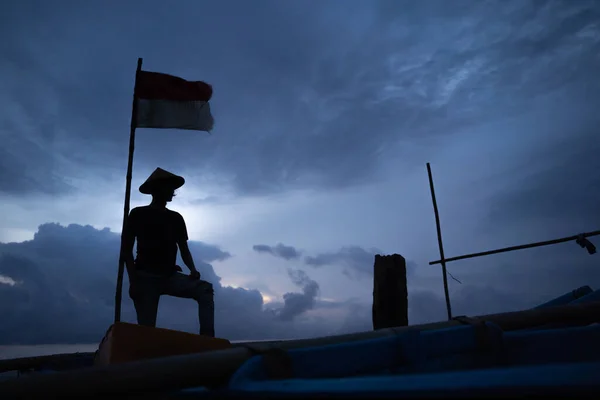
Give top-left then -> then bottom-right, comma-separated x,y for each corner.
1,0 -> 600,348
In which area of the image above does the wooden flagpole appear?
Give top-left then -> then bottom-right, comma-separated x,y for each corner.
426,162 -> 453,320
114,57 -> 143,323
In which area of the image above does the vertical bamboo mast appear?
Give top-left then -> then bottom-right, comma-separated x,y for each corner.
114,57 -> 143,323
426,162 -> 452,320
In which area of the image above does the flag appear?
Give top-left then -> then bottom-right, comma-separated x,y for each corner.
134,70 -> 215,131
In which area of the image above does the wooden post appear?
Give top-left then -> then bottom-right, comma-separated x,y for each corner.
114,57 -> 143,323
372,254 -> 408,330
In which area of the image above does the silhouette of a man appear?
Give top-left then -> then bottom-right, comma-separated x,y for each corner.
121,167 -> 215,337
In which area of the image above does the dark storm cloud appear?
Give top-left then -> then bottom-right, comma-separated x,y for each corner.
0,223 -> 350,344
303,245 -> 419,280
409,244 -> 600,323
0,22 -> 74,196
449,244 -> 600,302
305,246 -> 381,279
0,146 -> 74,196
3,1 -> 599,197
484,125 -> 600,229
1,224 -> 598,344
276,279 -> 579,333
265,238 -> 600,321
252,243 -> 302,260
275,269 -> 320,321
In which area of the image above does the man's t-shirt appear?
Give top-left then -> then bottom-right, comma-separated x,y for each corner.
127,205 -> 189,276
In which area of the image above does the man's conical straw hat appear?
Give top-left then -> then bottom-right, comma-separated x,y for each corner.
139,167 -> 185,195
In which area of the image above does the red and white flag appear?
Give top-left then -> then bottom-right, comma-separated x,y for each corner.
134,70 -> 214,132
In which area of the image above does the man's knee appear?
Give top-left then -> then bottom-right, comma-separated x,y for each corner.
193,281 -> 214,302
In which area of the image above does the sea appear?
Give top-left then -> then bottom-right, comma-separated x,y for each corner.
0,344 -> 99,360
0,339 -> 280,360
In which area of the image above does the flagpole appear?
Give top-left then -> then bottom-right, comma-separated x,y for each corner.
114,57 -> 143,323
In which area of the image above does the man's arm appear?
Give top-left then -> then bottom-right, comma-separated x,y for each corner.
176,214 -> 198,275
120,211 -> 137,280
178,240 -> 198,274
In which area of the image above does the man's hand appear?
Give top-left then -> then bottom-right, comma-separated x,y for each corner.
189,270 -> 201,280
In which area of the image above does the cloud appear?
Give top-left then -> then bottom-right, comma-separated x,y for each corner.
305,246 -> 381,279
252,243 -> 302,260
484,126 -> 600,231
189,196 -> 221,205
0,274 -> 18,286
0,223 -> 361,345
275,269 -> 320,321
2,223 -> 599,345
250,243 -> 421,281
4,1 -> 599,199
0,148 -> 74,196
189,241 -> 231,264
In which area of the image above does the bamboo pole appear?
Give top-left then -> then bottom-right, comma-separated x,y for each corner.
534,286 -> 593,309
426,163 -> 452,320
2,300 -> 600,397
429,230 -> 600,265
114,57 -> 143,323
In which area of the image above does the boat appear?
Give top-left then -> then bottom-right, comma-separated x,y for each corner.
1,286 -> 599,398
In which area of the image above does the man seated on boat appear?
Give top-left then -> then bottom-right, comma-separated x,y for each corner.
121,167 -> 215,337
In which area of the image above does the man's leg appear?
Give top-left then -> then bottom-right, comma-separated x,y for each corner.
163,273 -> 215,337
129,273 -> 162,327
